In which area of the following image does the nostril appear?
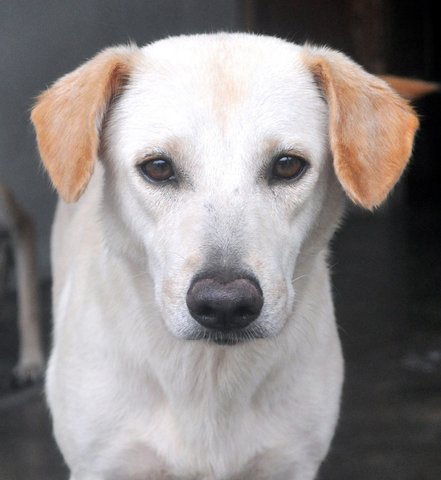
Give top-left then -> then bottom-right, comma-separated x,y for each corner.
235,305 -> 255,318
186,274 -> 264,331
197,305 -> 215,317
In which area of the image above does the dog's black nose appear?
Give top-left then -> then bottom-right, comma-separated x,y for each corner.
186,275 -> 264,331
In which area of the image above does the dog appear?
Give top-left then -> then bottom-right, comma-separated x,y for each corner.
0,184 -> 44,385
31,33 -> 418,480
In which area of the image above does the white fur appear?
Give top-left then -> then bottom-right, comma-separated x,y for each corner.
48,34 -> 348,479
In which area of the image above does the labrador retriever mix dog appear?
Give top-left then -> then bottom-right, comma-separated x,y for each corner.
31,33 -> 418,480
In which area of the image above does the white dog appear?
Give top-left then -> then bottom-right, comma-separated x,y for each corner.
31,33 -> 418,480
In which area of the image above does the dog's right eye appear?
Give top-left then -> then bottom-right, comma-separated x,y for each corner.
138,158 -> 176,183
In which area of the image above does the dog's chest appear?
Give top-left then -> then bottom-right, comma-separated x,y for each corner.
105,437 -> 288,480
102,399 -> 292,480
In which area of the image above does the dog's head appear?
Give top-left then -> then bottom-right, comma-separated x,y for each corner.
32,34 -> 418,345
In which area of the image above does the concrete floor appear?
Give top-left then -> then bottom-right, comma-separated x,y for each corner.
0,204 -> 440,479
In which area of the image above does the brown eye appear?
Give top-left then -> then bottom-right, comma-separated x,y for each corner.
139,158 -> 175,183
272,155 -> 307,181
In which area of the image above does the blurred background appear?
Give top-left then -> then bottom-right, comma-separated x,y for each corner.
0,1 -> 440,479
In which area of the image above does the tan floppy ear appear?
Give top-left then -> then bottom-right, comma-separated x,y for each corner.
31,45 -> 138,202
303,47 -> 419,209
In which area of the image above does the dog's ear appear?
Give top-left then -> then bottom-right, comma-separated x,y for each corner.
303,47 -> 419,209
31,46 -> 138,202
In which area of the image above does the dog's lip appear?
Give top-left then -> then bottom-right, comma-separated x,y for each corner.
184,327 -> 267,345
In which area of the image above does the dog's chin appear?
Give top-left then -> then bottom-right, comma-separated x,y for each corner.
183,327 -> 268,345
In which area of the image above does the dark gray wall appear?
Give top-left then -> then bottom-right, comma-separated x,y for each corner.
0,0 -> 244,278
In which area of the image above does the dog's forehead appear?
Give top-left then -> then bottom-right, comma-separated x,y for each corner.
136,34 -> 317,108
113,34 -> 327,159
142,33 -> 303,76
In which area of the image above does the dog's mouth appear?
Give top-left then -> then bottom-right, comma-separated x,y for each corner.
185,326 -> 268,345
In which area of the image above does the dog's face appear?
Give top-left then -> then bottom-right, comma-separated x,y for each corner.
101,36 -> 336,343
31,34 -> 418,344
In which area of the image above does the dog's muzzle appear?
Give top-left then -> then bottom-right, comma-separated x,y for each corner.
186,272 -> 264,336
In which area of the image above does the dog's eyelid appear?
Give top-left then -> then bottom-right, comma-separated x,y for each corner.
273,148 -> 310,163
136,150 -> 174,165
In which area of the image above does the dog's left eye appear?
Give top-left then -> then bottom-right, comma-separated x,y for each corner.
271,155 -> 307,181
138,158 -> 176,183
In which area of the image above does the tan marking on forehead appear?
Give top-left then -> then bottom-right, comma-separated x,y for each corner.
209,44 -> 246,128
